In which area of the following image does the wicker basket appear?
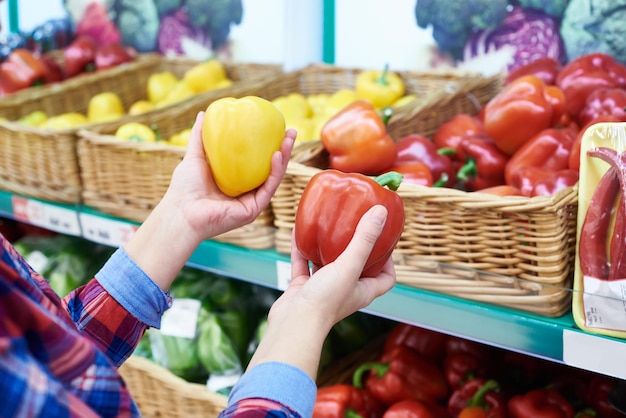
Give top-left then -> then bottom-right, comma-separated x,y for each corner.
119,355 -> 228,418
77,100 -> 276,249
271,75 -> 577,317
251,63 -> 494,123
0,54 -> 282,203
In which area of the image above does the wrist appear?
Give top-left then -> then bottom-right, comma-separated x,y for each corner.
124,198 -> 202,291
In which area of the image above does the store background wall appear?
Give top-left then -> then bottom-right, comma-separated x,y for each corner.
1,0 -> 323,70
4,0 -> 625,76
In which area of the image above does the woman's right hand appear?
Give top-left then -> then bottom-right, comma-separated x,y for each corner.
247,205 -> 396,379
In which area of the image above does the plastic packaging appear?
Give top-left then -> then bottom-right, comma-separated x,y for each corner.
573,122 -> 626,338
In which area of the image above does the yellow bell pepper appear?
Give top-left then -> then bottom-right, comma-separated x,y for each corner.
168,128 -> 192,147
272,93 -> 312,121
183,60 -> 228,93
115,122 -> 157,142
355,64 -> 405,108
147,71 -> 179,103
392,94 -> 417,108
324,88 -> 359,117
202,96 -> 286,197
18,110 -> 48,126
40,112 -> 89,130
215,78 -> 233,89
87,92 -> 125,123
157,81 -> 195,107
128,100 -> 155,115
287,117 -> 316,143
307,93 -> 330,116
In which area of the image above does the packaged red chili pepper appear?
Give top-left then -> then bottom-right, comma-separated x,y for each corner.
573,121 -> 626,339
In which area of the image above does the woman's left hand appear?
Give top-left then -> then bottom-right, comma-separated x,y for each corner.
164,111 -> 296,243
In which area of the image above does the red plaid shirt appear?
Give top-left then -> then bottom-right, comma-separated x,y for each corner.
0,233 -> 170,417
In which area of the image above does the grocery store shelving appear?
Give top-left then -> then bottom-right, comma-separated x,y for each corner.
1,189 -> 626,380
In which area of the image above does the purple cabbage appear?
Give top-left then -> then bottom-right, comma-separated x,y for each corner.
157,9 -> 212,58
463,7 -> 567,72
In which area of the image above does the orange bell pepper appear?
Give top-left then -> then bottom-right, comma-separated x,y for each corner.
320,100 -> 397,175
0,48 -> 49,90
483,75 -> 562,156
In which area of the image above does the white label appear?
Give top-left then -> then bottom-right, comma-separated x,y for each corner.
26,250 -> 49,272
276,260 -> 291,290
563,329 -> 626,380
12,197 -> 81,236
79,213 -> 138,247
582,276 -> 626,330
206,372 -> 242,393
160,298 -> 201,339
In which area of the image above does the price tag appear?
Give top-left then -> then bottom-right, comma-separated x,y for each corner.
12,196 -> 81,236
276,260 -> 291,290
563,329 -> 626,380
160,298 -> 201,339
79,213 -> 138,247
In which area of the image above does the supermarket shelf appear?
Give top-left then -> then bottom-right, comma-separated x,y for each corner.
1,190 -> 626,380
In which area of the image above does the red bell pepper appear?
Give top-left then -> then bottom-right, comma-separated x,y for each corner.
321,100 -> 397,175
477,185 -> 524,197
504,128 -> 577,186
585,375 -> 625,418
448,378 -> 508,418
483,75 -> 560,156
294,170 -> 405,277
39,54 -> 65,84
529,169 -> 579,197
0,77 -> 18,97
395,134 -> 456,187
94,42 -> 134,71
508,388 -> 574,418
455,136 -> 509,192
578,87 -> 626,127
505,57 -> 562,86
383,323 -> 448,364
385,162 -> 433,187
383,400 -> 451,418
0,48 -> 49,90
443,351 -> 492,389
313,384 -> 383,418
569,115 -> 621,171
556,52 -> 626,118
433,114 -> 486,168
63,35 -> 98,77
509,167 -> 578,197
355,345 -> 450,407
496,350 -> 545,392
445,337 -> 495,361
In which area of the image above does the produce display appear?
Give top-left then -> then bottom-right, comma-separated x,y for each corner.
314,322 -> 626,418
351,52 -> 626,198
270,68 -> 415,143
9,58 -> 232,131
0,35 -> 136,97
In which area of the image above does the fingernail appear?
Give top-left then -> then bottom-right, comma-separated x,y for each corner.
370,205 -> 388,226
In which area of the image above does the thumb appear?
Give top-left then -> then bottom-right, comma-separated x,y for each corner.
335,205 -> 388,278
184,111 -> 206,159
